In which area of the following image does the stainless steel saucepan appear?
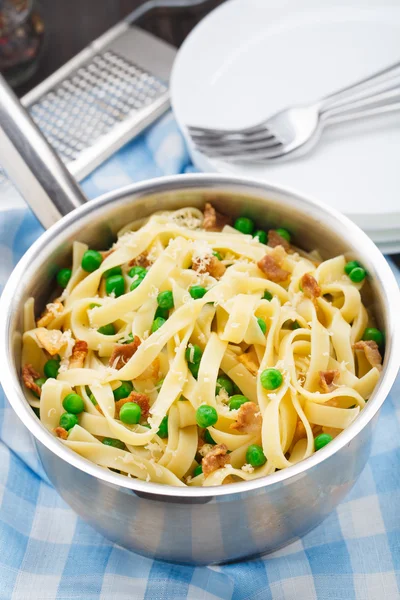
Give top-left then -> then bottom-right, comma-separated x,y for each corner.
0,76 -> 399,564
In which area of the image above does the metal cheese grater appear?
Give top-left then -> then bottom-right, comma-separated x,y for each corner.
0,0 -> 211,185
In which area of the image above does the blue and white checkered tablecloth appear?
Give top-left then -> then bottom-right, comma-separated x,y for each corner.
0,113 -> 399,600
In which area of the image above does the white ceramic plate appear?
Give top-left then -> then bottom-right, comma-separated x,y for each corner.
171,0 -> 400,238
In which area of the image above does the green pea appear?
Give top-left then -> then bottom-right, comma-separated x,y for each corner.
253,230 -> 267,244
229,395 -> 249,411
292,320 -> 301,330
344,260 -> 361,275
213,251 -> 223,261
152,307 -> 167,321
151,317 -> 166,333
349,267 -> 366,283
246,444 -> 266,467
105,274 -> 125,297
204,429 -> 216,445
263,291 -> 273,301
257,317 -> 267,335
89,303 -> 100,309
62,393 -> 85,414
89,393 -> 97,406
59,412 -> 78,431
193,465 -> 203,477
314,433 -> 333,451
102,438 -> 125,449
119,402 -> 141,424
188,362 -> 200,379
44,358 -> 60,379
196,405 -> 218,428
113,381 -> 133,401
216,375 -> 234,396
81,249 -> 103,273
234,217 -> 254,235
260,368 -> 283,390
130,275 -> 145,291
56,268 -> 72,288
189,285 -> 207,299
129,266 -> 147,278
103,266 -> 122,279
98,323 -> 115,336
362,327 -> 385,348
158,416 -> 168,438
33,377 -> 46,398
274,228 -> 291,243
157,290 -> 174,310
185,344 -> 202,364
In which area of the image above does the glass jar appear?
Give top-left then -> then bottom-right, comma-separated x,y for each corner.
0,0 -> 44,87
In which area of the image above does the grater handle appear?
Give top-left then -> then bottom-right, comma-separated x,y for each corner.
0,75 -> 87,229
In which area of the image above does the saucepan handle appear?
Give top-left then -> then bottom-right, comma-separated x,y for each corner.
0,75 -> 87,229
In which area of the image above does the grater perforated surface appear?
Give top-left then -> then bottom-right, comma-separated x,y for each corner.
27,50 -> 168,163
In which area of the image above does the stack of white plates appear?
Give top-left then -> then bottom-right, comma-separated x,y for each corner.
171,0 -> 400,253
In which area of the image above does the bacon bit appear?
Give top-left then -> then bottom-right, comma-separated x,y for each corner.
36,299 -> 64,328
268,230 -> 290,251
69,340 -> 88,369
35,328 -> 66,356
202,444 -> 230,477
22,364 -> 41,397
354,340 -> 382,371
237,352 -> 259,376
301,273 -> 321,300
101,249 -> 115,259
230,401 -> 262,434
192,255 -> 226,279
135,357 -> 160,382
128,252 -> 151,268
54,427 -> 68,440
202,202 -> 232,232
115,392 -> 150,420
319,369 -> 339,392
109,337 -> 141,369
257,254 -> 289,283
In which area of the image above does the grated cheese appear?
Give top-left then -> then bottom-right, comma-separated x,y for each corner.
199,444 -> 213,457
241,463 -> 254,474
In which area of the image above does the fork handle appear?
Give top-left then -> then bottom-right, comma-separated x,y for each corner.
319,60 -> 400,112
321,86 -> 400,123
323,99 -> 400,126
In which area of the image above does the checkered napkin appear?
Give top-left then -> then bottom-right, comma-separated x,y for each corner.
0,113 -> 399,600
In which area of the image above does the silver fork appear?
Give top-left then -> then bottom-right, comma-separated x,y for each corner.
187,61 -> 400,162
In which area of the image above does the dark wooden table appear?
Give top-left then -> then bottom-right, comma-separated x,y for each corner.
16,0 -> 224,97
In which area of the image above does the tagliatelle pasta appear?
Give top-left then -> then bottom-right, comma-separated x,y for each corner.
21,203 -> 383,486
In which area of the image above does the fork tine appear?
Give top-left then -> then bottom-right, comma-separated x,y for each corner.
189,129 -> 276,144
193,135 -> 282,154
188,123 -> 263,137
